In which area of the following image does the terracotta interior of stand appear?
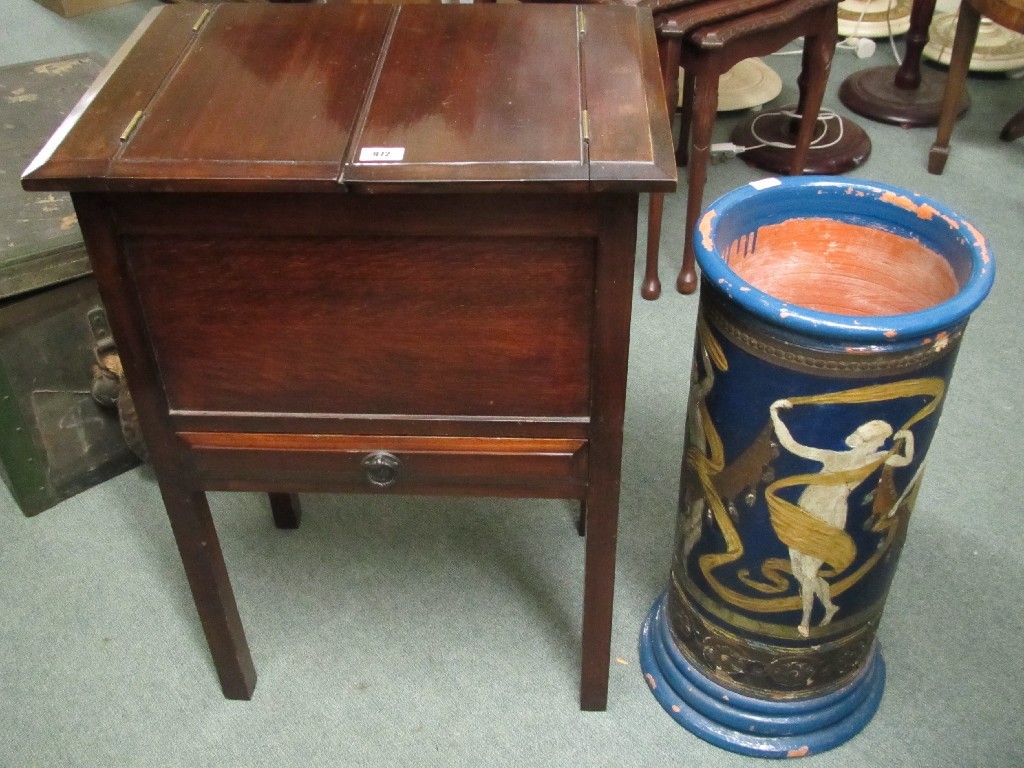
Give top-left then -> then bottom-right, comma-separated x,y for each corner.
726,218 -> 960,316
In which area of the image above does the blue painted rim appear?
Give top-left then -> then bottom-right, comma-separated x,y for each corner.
639,593 -> 886,758
694,177 -> 995,345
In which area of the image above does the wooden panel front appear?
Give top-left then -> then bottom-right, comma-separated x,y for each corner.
182,433 -> 588,497
127,233 -> 595,418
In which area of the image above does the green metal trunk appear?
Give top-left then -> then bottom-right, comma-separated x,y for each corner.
1,55 -> 139,516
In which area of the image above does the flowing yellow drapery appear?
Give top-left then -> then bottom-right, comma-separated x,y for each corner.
686,338 -> 945,614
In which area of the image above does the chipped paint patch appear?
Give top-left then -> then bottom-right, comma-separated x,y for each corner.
699,209 -> 717,251
645,673 -> 657,690
6,88 -> 38,104
671,705 -> 681,713
961,219 -> 991,263
787,746 -> 810,758
884,329 -> 898,338
879,190 -> 939,220
34,60 -> 82,76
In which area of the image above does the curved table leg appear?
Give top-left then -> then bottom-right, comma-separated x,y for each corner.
677,69 -> 697,168
642,36 -> 683,301
677,61 -> 719,296
789,8 -> 836,174
643,194 -> 665,300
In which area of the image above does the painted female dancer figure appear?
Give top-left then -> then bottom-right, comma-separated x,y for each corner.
769,399 -> 915,636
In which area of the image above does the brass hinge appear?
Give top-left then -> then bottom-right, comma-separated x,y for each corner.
119,110 -> 144,143
577,7 -> 586,37
192,8 -> 211,32
582,109 -> 591,143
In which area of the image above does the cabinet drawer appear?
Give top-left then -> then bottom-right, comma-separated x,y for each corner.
182,432 -> 588,499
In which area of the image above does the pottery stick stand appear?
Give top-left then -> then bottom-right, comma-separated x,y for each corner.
639,177 -> 994,758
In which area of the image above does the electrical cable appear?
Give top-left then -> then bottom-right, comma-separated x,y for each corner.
710,108 -> 847,159
747,108 -> 846,151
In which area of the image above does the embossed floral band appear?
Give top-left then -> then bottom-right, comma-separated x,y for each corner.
639,177 -> 995,758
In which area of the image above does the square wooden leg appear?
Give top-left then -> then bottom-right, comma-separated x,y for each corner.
269,492 -> 302,529
161,486 -> 257,700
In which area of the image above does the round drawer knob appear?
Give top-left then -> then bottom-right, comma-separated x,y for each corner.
361,451 -> 401,488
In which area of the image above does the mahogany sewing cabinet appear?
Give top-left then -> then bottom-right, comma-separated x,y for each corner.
22,2 -> 675,710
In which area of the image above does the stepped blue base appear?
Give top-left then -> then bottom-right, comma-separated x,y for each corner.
639,593 -> 885,759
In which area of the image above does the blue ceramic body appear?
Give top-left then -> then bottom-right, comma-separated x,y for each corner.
641,177 -> 994,757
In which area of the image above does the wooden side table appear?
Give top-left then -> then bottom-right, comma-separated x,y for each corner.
658,0 -> 843,296
23,3 -> 675,711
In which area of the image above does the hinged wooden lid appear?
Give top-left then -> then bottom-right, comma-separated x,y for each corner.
344,4 -> 588,192
23,3 -> 675,194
